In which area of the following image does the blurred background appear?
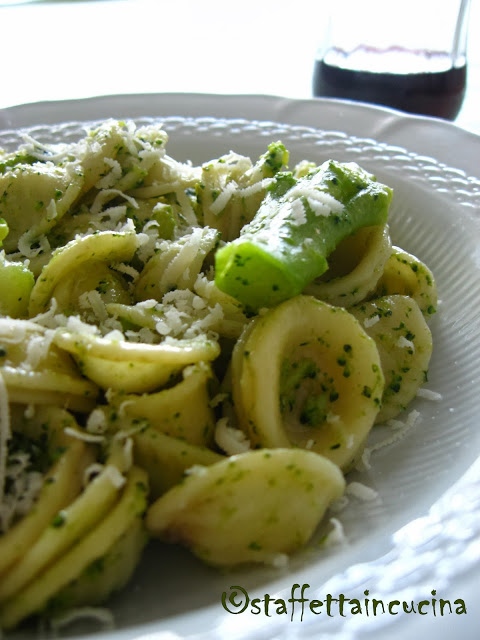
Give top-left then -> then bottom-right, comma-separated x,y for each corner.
0,0 -> 478,134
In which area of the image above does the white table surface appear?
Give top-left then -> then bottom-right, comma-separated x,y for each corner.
0,0 -> 479,135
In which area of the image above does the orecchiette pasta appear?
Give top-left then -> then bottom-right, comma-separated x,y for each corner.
0,120 -> 436,629
108,362 -> 217,447
0,319 -> 99,411
230,295 -> 384,471
146,448 -> 345,567
28,230 -> 139,316
371,246 -> 438,319
0,467 -> 148,630
351,295 -> 433,423
304,224 -> 392,307
0,406 -> 96,576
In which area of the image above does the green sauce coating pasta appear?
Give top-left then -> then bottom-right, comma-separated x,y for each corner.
0,119 -> 437,631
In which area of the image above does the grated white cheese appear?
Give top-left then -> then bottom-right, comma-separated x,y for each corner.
25,330 -> 54,371
323,517 -> 347,548
151,288 -> 225,341
0,319 -> 29,344
20,134 -> 72,163
29,298 -> 63,329
267,553 -> 289,569
9,466 -> 43,521
125,326 -> 157,344
45,198 -> 58,223
345,481 -> 379,502
329,495 -> 350,514
103,465 -> 126,489
326,412 -> 340,424
184,464 -> 208,477
64,427 -> 105,444
0,379 -> 44,534
364,315 -> 380,328
396,335 -> 415,352
0,458 -> 43,533
103,329 -> 125,342
83,463 -> 105,486
49,607 -> 115,633
66,314 -> 101,336
135,232 -> 156,267
289,198 -> 308,226
90,188 -> 138,217
371,409 -> 422,454
174,189 -> 197,226
78,290 -> 105,321
86,408 -> 108,435
356,446 -> 372,472
214,417 -> 251,455
110,262 -> 140,282
17,231 -> 50,259
95,157 -> 122,189
416,388 -> 443,401
208,180 -> 238,215
24,404 -> 35,419
98,205 -> 129,224
236,177 -> 274,198
121,437 -> 134,470
287,184 -> 344,218
302,237 -> 314,249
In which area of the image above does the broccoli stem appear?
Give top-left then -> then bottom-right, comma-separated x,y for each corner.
214,160 -> 392,310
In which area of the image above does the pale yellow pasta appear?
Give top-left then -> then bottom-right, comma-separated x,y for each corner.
197,152 -> 260,241
0,319 -> 99,411
372,246 -> 438,319
146,448 -> 345,566
192,274 -> 249,339
78,120 -> 169,196
53,329 -> 220,394
50,262 -> 131,318
28,230 -> 138,316
79,120 -> 133,194
108,276 -> 249,341
0,466 -> 148,631
351,294 -> 433,422
133,427 -> 224,498
0,407 -> 96,577
0,161 -> 83,256
51,518 -> 147,613
304,224 -> 392,307
230,295 -> 384,471
110,362 -> 216,447
0,120 -> 439,630
0,451 -> 125,603
135,227 -> 219,302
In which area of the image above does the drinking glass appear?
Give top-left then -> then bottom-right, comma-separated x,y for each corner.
312,0 -> 471,119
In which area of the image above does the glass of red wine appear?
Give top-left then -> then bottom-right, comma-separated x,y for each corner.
312,0 -> 471,120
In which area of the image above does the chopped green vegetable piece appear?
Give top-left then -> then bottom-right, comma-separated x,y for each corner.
214,160 -> 392,309
0,218 -> 7,246
0,258 -> 35,317
257,141 -> 289,178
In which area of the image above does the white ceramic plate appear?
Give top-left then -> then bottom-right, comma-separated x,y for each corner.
1,94 -> 480,640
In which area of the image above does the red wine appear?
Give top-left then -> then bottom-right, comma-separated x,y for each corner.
313,45 -> 466,120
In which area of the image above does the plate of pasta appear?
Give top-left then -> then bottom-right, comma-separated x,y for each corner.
0,94 -> 479,640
